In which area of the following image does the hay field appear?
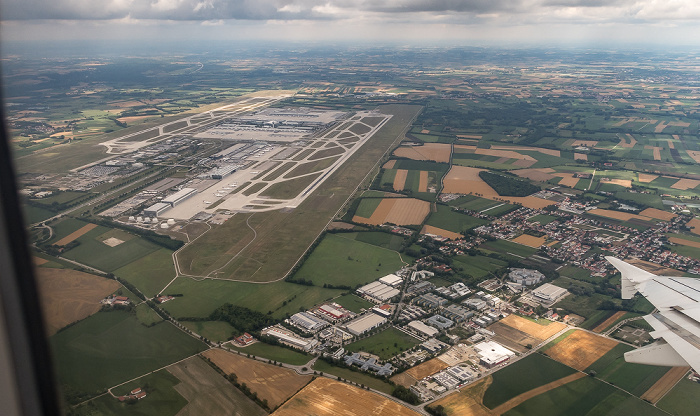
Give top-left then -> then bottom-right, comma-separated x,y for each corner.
499,315 -> 566,341
443,166 -> 554,209
591,311 -> 626,333
639,208 -> 676,221
668,139 -> 676,148
511,234 -> 546,248
393,143 -> 452,163
271,378 -> 419,416
168,356 -> 267,416
55,223 -> 98,245
671,178 -> 700,190
686,150 -> 700,163
641,366 -> 690,404
687,218 -> 700,235
35,268 -> 121,335
669,237 -> 700,249
638,173 -> 658,183
430,377 -> 492,416
419,171 -> 428,192
203,349 -> 312,408
421,225 -> 464,240
544,330 -> 617,371
353,198 -> 430,226
394,169 -> 408,191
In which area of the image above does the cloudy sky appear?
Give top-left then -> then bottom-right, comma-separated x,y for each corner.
2,0 -> 700,47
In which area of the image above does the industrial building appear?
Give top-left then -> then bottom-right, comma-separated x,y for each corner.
509,268 -> 545,287
414,293 -> 448,309
432,372 -> 460,389
344,353 -> 395,376
162,187 -> 197,207
344,313 -> 387,336
446,366 -> 475,383
407,281 -> 435,294
208,164 -> 240,179
426,315 -> 454,330
442,304 -> 474,322
144,202 -> 171,217
379,273 -> 403,287
407,320 -> 439,338
532,283 -> 569,305
314,303 -> 351,322
420,338 -> 449,354
463,298 -> 488,310
357,281 -> 400,303
288,312 -> 329,333
474,341 -> 515,368
262,326 -> 318,351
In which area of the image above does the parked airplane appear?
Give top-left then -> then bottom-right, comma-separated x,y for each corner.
606,256 -> 700,372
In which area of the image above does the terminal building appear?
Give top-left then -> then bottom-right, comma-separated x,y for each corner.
162,188 -> 197,207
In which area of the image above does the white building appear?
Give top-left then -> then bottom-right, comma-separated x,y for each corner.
407,320 -> 439,338
289,312 -> 329,332
532,283 -> 569,305
474,341 -> 515,368
379,273 -> 403,287
344,313 -> 387,336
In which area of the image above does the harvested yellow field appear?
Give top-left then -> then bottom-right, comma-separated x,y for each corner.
605,178 -> 632,188
490,145 -> 560,157
555,173 -> 579,187
669,237 -> 700,249
454,144 -> 477,152
55,223 -> 97,246
202,349 -> 312,408
512,234 -> 546,248
421,225 -> 464,240
639,208 -> 676,221
36,268 -> 121,335
654,121 -> 667,133
443,166 -> 555,209
638,173 -> 658,183
382,160 -> 396,169
393,143 -> 452,163
653,147 -> 661,160
499,315 -> 567,341
272,378 -> 419,416
573,153 -> 588,161
511,159 -> 537,168
393,169 -> 408,191
626,258 -> 685,276
671,178 -> 700,190
418,171 -> 428,192
431,377 -> 492,416
391,357 -> 450,388
353,198 -> 430,226
669,121 -> 691,127
687,218 -> 700,235
545,330 -> 617,371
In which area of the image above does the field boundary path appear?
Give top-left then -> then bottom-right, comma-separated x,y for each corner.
490,372 -> 586,415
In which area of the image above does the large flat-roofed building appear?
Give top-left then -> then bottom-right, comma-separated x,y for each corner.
379,273 -> 403,287
211,143 -> 247,159
144,202 -> 171,217
532,283 -> 569,305
414,293 -> 448,309
474,341 -> 515,368
262,326 -> 317,351
162,188 -> 197,207
289,312 -> 329,333
442,304 -> 474,322
426,315 -> 454,330
344,313 -> 387,336
357,281 -> 400,303
407,320 -> 439,338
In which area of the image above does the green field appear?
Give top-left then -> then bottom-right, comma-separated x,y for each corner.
346,231 -> 407,251
332,294 -> 375,313
312,360 -> 394,394
503,376 -> 667,416
527,214 -> 558,225
657,377 -> 700,416
227,342 -> 311,366
480,239 -> 538,259
452,254 -> 507,279
114,248 -> 175,297
354,198 -> 384,218
181,321 -> 236,342
290,233 -> 407,287
425,204 -> 488,233
344,327 -> 420,360
51,310 -> 207,397
135,303 -> 164,326
72,370 -> 187,416
160,277 -> 343,319
585,344 -> 670,397
483,353 -> 577,409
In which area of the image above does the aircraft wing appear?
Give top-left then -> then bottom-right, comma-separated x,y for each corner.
606,256 -> 700,372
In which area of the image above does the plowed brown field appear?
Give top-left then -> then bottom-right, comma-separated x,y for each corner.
544,330 -> 617,371
203,349 -> 312,408
271,378 -> 419,416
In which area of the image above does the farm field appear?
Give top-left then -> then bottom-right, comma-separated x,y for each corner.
311,360 -> 395,394
332,293 -> 375,313
391,357 -> 450,387
114,248 -> 175,297
35,267 -> 121,335
181,321 -> 236,342
488,315 -> 566,353
271,378 -> 419,416
425,204 -> 488,233
392,142 -> 452,163
203,349 -> 312,408
344,327 -> 421,360
50,310 -> 207,396
352,197 -> 430,226
543,330 -> 618,371
657,377 -> 700,416
289,233 -> 407,287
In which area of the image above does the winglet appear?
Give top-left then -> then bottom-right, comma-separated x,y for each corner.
605,256 -> 655,299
